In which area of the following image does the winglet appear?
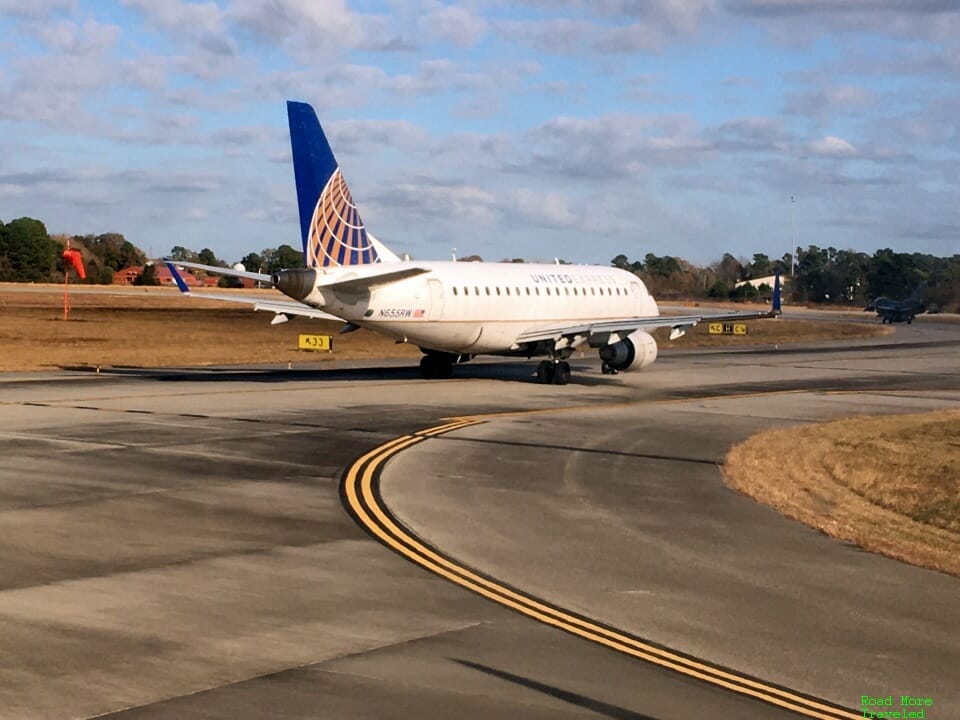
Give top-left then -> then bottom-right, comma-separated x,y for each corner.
164,260 -> 191,294
772,271 -> 782,315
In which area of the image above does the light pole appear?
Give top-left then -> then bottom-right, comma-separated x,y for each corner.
790,195 -> 796,277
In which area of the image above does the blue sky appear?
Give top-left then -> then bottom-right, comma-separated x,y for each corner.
1,0 -> 958,266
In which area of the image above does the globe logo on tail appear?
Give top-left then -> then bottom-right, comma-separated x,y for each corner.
307,167 -> 379,267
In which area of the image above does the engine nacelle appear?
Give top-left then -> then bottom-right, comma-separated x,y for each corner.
598,330 -> 658,372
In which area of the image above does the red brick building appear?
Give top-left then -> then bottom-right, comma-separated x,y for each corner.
112,264 -> 203,287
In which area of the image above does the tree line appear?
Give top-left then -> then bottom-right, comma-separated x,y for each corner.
613,248 -> 960,312
0,216 -> 303,287
2,215 -> 957,311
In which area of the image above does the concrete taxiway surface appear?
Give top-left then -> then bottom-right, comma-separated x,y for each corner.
1,319 -> 958,719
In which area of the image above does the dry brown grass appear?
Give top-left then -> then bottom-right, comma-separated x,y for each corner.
0,285 -> 419,371
0,284 -> 888,371
724,409 -> 960,576
652,317 -> 892,348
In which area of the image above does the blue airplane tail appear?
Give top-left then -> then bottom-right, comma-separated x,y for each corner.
287,101 -> 380,268
772,271 -> 782,314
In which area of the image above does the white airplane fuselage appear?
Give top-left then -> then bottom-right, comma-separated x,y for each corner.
298,261 -> 659,355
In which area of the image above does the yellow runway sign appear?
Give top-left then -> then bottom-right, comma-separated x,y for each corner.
298,334 -> 333,351
708,323 -> 747,335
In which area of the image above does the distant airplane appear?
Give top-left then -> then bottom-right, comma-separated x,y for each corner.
864,284 -> 926,324
166,100 -> 780,385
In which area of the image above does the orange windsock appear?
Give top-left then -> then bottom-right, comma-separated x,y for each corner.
62,248 -> 86,280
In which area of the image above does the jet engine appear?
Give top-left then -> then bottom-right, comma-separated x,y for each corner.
598,330 -> 658,373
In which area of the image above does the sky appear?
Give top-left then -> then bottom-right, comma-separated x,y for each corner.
0,0 -> 958,266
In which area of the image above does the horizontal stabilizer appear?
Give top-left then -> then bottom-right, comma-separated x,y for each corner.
318,266 -> 430,293
164,259 -> 272,284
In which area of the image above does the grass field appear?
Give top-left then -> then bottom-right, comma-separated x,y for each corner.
0,284 -> 892,371
724,409 -> 960,577
0,286 -> 420,371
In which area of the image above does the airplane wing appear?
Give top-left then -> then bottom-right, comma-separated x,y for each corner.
318,267 -> 430,292
514,307 -> 779,346
164,261 -> 342,322
516,274 -> 782,347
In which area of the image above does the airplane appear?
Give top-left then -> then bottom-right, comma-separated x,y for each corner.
165,100 -> 781,385
864,284 -> 925,324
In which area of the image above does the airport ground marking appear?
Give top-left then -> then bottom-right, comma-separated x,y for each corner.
340,418 -> 863,720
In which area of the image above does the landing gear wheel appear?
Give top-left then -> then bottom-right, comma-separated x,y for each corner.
601,362 -> 619,376
420,355 -> 453,379
536,360 -> 555,384
552,361 -> 571,385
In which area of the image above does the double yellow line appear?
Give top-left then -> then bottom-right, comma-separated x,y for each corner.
340,418 -> 861,720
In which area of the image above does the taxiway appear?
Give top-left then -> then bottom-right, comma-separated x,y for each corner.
1,319 -> 958,719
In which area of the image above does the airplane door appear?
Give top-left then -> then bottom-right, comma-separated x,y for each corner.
427,278 -> 444,320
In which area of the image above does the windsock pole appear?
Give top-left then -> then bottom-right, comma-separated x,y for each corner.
63,261 -> 70,320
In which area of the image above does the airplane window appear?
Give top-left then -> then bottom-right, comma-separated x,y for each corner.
573,287 -> 578,296
535,287 -> 540,296
545,287 -> 551,295
515,287 -> 520,296
496,287 -> 501,296
564,287 -> 570,295
526,287 -> 531,295
463,286 -> 469,295
453,287 -> 458,296
486,287 -> 491,296
505,287 -> 510,296
591,287 -> 596,296
474,286 -> 479,295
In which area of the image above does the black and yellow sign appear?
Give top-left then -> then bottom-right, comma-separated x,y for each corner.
708,323 -> 747,335
298,334 -> 333,351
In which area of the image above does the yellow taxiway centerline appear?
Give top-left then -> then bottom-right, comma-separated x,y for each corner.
341,418 -> 863,720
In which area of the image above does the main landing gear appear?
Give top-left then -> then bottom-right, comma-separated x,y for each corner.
537,360 -> 571,385
419,354 -> 453,379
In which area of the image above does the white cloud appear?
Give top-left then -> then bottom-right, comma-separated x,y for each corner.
520,0 -> 716,33
229,0 -> 414,54
121,0 -> 233,55
494,18 -> 595,54
230,0 -> 359,44
34,19 -> 120,54
0,0 -> 75,18
725,0 -> 960,42
510,189 -> 577,227
784,84 -> 875,116
808,135 -> 857,156
419,5 -> 487,47
597,22 -> 664,52
371,181 -> 498,226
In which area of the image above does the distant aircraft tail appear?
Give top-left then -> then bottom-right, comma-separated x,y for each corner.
287,101 -> 393,268
772,271 -> 782,315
